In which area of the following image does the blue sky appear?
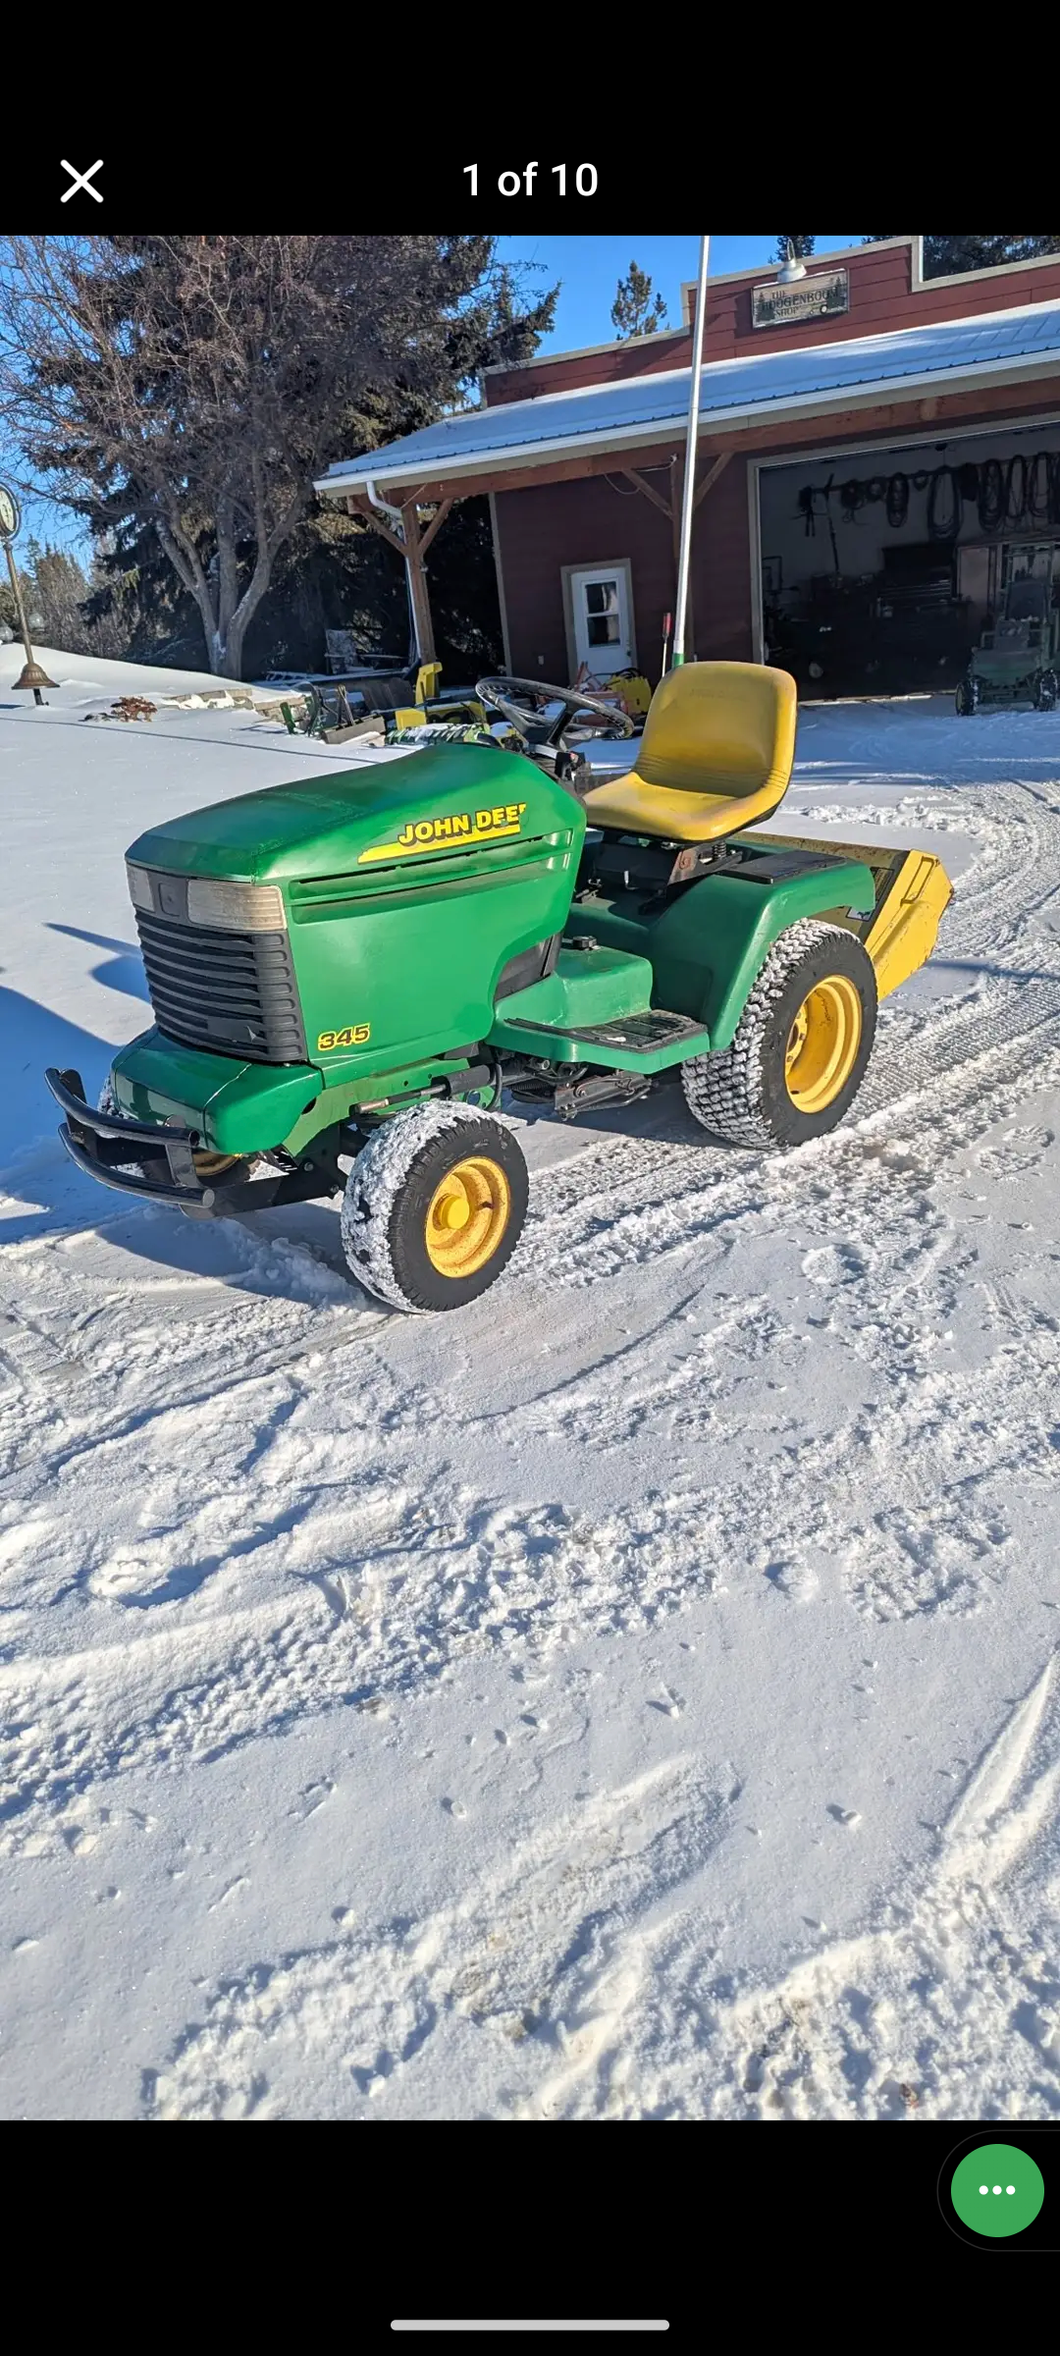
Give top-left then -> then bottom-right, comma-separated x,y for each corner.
496,234 -> 864,352
15,235 -> 864,563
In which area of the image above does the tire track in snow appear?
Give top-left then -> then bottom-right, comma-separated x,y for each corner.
674,1654 -> 1060,2121
142,1752 -> 743,2121
2,774 -> 1059,1864
0,1474 -> 729,1852
138,1656 -> 1060,2122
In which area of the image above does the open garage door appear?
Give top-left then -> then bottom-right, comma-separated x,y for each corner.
755,416 -> 1060,699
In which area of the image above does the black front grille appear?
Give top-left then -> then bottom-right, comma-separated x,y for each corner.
135,911 -> 306,1063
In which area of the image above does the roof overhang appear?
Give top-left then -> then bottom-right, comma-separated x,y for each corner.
315,345 -> 1060,504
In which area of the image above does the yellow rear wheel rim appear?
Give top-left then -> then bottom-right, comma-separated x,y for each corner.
784,975 -> 863,1112
425,1154 -> 511,1278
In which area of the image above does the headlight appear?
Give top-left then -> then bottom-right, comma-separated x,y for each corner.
186,879 -> 287,933
126,863 -> 286,933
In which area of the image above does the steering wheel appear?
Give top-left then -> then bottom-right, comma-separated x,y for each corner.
475,675 -> 635,747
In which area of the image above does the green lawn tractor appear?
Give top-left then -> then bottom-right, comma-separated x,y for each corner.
46,662 -> 952,1313
956,576 -> 1060,713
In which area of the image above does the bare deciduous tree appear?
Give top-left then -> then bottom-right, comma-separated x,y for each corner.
0,236 -> 553,678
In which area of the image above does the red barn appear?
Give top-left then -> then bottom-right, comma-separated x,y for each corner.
317,236 -> 1060,700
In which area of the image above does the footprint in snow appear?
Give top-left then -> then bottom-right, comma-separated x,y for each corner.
765,1558 -> 820,1603
976,1125 -> 1054,1180
289,1781 -> 334,1821
801,1244 -> 871,1288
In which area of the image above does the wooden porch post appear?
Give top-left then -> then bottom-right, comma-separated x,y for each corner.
346,493 -> 453,669
401,501 -> 437,665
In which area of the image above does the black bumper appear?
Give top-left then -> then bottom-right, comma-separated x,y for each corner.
45,1068 -> 343,1218
46,1066 -> 217,1205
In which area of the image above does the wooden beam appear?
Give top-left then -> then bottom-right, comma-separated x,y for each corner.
417,497 -> 453,557
693,451 -> 732,509
621,467 -> 673,519
345,493 -> 407,562
344,493 -> 448,665
401,499 -> 436,665
379,443 -> 701,506
338,375 -> 1060,510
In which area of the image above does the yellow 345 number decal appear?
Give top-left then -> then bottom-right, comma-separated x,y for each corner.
317,1023 -> 371,1051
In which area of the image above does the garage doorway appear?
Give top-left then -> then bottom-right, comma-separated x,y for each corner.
755,417 -> 1060,697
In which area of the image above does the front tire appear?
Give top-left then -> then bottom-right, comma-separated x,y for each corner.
955,676 -> 979,715
340,1101 -> 528,1311
681,920 -> 878,1149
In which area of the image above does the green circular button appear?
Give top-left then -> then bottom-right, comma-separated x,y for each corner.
950,2143 -> 1045,2237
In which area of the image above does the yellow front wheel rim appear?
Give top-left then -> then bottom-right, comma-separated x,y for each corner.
193,1150 -> 240,1179
784,975 -> 863,1112
425,1155 -> 511,1277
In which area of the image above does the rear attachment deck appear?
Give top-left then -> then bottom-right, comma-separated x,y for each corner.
755,832 -> 953,998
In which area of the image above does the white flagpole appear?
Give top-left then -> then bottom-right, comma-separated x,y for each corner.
671,234 -> 710,668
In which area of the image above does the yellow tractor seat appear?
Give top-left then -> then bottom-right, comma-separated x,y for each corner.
581,660 -> 797,843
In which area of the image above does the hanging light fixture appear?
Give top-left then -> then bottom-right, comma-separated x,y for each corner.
777,241 -> 808,284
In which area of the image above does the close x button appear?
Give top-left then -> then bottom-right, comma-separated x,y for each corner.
60,158 -> 103,203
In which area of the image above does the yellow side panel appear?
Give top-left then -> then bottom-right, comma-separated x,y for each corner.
753,831 -> 953,1000
862,851 -> 953,999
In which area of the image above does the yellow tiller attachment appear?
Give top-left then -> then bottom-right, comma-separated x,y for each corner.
754,833 -> 953,999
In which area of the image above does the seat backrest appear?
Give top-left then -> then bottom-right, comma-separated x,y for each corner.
635,661 -> 797,798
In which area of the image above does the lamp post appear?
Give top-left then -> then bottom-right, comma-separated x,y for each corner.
0,484 -> 55,705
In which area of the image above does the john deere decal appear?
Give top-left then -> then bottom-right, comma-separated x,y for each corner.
358,803 -> 527,864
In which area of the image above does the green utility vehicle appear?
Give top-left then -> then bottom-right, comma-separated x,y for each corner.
47,662 -> 951,1312
956,575 -> 1060,712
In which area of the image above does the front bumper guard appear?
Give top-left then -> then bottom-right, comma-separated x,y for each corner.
45,1068 -> 343,1218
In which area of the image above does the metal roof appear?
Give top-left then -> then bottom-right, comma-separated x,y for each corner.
316,300 -> 1060,496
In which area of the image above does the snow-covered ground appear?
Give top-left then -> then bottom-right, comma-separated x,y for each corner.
0,640 -> 277,705
3,674 -> 1060,2122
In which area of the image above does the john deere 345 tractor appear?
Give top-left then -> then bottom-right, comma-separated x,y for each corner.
47,663 -> 951,1312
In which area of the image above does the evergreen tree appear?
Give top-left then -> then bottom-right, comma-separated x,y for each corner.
864,234 -> 1060,276
774,237 -> 816,262
611,261 -> 668,340
22,540 -> 88,650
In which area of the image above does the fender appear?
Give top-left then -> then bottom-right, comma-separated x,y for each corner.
649,860 -> 876,1048
576,858 -> 876,1052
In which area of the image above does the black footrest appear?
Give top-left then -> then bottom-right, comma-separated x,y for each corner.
518,1008 -> 706,1052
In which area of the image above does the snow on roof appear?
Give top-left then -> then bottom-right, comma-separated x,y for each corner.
316,300 -> 1060,495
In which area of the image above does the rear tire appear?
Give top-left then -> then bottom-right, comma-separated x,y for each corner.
681,920 -> 877,1149
341,1101 -> 528,1311
1034,669 -> 1057,710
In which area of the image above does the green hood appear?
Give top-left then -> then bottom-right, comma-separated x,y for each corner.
126,742 -> 553,884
